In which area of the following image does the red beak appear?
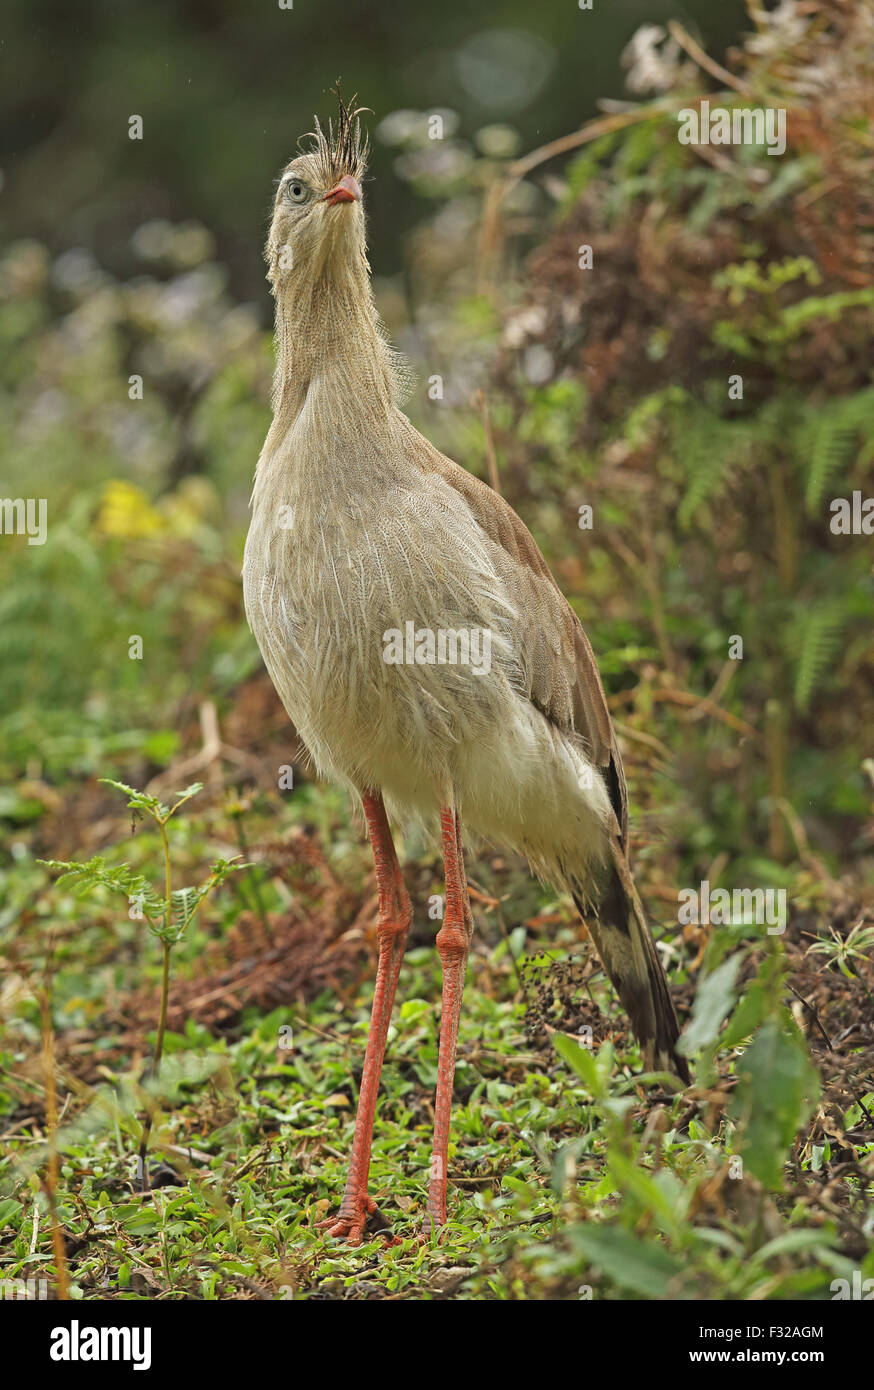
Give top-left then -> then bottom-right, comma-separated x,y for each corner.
322,174 -> 362,206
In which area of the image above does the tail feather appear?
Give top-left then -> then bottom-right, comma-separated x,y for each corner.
570,838 -> 689,1084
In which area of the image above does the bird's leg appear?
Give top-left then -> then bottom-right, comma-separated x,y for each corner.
321,791 -> 411,1245
424,808 -> 474,1235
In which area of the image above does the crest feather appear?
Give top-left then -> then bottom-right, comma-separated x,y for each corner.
301,82 -> 370,185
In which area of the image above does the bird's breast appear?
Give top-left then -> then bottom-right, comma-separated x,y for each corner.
243,467 -> 523,797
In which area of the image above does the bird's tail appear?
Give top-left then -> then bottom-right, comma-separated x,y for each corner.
570,838 -> 689,1084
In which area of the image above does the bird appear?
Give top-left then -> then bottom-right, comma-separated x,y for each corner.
243,88 -> 689,1245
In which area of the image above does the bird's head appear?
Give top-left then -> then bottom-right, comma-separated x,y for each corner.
264,87 -> 409,411
266,86 -> 369,296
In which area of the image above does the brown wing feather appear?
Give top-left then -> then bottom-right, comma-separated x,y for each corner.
397,420 -> 688,1079
400,415 -> 628,845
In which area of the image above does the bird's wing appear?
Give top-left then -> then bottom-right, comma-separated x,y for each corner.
399,414 -> 628,844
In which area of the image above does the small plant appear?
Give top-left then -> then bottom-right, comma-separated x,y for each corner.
41,779 -> 243,1186
806,917 -> 874,1010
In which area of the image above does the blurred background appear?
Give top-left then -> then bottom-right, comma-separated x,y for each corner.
1,0 -> 870,871
3,0 -> 746,293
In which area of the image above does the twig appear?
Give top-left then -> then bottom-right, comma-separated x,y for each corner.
477,19 -> 747,278
478,99 -> 678,282
199,700 -> 224,794
787,983 -> 835,1052
609,686 -> 758,739
613,721 -> 671,763
787,983 -> 874,1128
689,660 -> 737,721
464,875 -> 502,910
508,101 -> 679,182
145,703 -> 263,797
667,19 -> 750,95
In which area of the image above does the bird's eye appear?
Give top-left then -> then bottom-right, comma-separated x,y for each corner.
285,178 -> 309,204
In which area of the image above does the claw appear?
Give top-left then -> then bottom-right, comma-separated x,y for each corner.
318,1197 -> 399,1246
319,1216 -> 366,1245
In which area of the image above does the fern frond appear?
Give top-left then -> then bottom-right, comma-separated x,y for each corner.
786,602 -> 847,711
673,409 -> 755,529
39,856 -> 166,920
803,389 -> 874,514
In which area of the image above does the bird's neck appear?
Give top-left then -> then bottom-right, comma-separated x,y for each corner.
271,262 -> 396,430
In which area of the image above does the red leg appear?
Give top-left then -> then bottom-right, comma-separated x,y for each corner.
321,791 -> 411,1244
425,808 -> 473,1234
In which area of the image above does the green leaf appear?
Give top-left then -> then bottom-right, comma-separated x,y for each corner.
750,1229 -> 837,1267
168,783 -> 204,813
98,777 -> 202,822
730,1019 -> 820,1189
38,856 -> 166,921
566,1224 -> 686,1298
550,1138 -> 587,1196
720,978 -> 771,1050
0,1198 -> 21,1228
142,730 -> 180,766
552,1033 -> 605,1098
678,955 -> 741,1055
787,601 -> 847,712
99,779 -> 169,819
142,1050 -> 223,1101
607,1151 -> 687,1239
158,858 -> 243,942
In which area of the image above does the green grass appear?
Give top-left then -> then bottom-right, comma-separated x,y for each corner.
2,779 -> 869,1302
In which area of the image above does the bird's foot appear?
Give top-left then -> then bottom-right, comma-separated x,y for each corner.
418,1209 -> 448,1245
318,1195 -> 398,1247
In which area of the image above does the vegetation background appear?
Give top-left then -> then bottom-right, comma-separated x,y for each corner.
1,0 -> 872,1301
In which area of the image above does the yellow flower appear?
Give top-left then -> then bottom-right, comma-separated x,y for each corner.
95,480 -> 164,538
